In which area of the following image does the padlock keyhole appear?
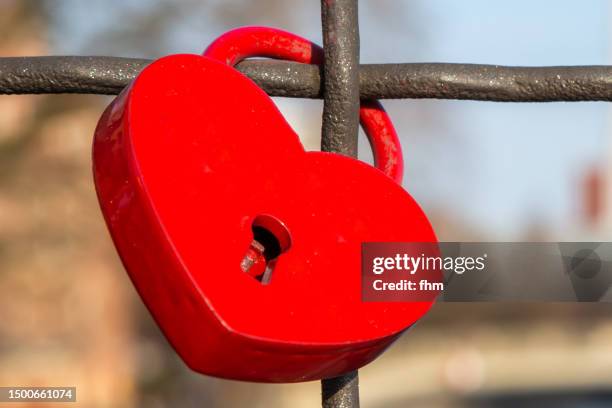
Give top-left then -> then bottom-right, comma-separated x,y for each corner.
252,226 -> 283,262
241,215 -> 291,284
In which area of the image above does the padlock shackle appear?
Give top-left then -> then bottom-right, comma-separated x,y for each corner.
204,26 -> 404,185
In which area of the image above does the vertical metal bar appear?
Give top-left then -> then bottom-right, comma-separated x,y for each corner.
322,371 -> 360,408
320,0 -> 361,156
320,0 -> 361,407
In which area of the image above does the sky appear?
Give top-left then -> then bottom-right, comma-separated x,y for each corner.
408,1 -> 610,239
51,0 -> 611,239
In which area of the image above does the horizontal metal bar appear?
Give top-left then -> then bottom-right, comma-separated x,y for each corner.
0,56 -> 150,95
0,56 -> 610,102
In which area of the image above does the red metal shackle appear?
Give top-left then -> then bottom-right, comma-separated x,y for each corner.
204,26 -> 404,185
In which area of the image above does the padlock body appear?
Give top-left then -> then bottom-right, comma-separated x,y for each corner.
93,54 -> 438,382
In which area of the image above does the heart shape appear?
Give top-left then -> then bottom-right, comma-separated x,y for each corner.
93,54 -> 438,382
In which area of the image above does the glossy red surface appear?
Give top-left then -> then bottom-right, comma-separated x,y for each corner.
93,29 -> 437,383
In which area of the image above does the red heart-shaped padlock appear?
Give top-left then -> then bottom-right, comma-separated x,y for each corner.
93,51 -> 437,382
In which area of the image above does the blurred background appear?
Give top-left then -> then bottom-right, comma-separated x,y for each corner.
0,0 -> 611,407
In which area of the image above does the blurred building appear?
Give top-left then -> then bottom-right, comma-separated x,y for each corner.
0,2 -> 135,407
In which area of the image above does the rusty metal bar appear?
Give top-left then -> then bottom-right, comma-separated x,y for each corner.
0,57 -> 610,102
319,0 -> 360,407
322,371 -> 360,408
320,0 -> 361,156
241,61 -> 612,102
0,56 -> 149,95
